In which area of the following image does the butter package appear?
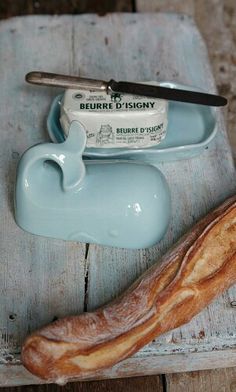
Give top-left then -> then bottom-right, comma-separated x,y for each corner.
60,84 -> 168,149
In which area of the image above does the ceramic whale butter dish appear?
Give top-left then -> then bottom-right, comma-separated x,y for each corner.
15,121 -> 171,249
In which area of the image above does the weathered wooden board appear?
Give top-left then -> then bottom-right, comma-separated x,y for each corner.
3,349 -> 236,387
137,0 -> 195,14
166,367 -> 236,392
0,0 -> 133,19
0,13 -> 236,386
0,16 -> 86,385
2,375 -> 163,392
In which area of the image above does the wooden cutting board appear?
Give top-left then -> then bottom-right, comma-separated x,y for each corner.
0,13 -> 236,387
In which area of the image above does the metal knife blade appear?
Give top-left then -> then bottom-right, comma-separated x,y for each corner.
26,72 -> 227,107
108,80 -> 227,107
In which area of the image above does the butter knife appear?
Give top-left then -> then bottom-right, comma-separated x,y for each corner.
26,71 -> 227,107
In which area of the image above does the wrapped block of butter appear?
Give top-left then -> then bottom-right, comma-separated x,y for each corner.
60,84 -> 168,149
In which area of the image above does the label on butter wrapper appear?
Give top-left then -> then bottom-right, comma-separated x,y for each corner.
60,84 -> 168,149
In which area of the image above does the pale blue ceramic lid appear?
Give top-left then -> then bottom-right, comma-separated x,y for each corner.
15,121 -> 171,249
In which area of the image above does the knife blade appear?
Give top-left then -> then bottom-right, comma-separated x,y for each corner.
26,72 -> 227,107
108,80 -> 227,107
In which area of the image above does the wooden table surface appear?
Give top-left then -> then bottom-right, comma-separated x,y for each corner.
0,7 -> 236,390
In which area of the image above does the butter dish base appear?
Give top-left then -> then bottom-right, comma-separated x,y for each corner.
47,82 -> 217,163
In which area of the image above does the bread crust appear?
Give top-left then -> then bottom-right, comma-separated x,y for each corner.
21,195 -> 236,383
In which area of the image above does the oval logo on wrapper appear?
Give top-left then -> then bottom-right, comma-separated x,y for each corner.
73,92 -> 85,100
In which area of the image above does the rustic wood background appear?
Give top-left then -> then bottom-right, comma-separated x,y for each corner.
1,1 -> 236,391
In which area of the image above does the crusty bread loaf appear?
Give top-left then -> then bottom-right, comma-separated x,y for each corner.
21,195 -> 236,384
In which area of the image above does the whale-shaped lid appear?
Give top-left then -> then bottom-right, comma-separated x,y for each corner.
15,122 -> 171,249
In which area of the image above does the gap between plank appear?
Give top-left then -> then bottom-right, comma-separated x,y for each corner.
132,0 -> 137,12
161,374 -> 167,392
83,243 -> 90,312
71,16 -> 76,74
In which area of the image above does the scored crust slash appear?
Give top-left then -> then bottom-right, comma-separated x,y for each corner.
21,195 -> 236,384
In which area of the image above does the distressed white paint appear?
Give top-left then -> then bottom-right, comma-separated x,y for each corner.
0,16 -> 86,386
0,13 -> 236,386
3,349 -> 236,387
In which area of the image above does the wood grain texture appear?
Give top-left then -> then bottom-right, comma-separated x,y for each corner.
3,349 -> 236,387
137,0 -> 195,14
0,0 -> 133,18
0,15 -> 86,385
0,12 -> 236,386
1,375 -> 163,392
166,367 -> 236,392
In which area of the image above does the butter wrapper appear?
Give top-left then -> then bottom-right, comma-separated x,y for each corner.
60,84 -> 168,149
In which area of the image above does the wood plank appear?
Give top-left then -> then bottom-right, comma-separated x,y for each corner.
4,363 -> 236,392
81,11 -> 236,369
3,349 -> 236,387
0,0 -> 133,18
1,375 -> 163,392
136,0 -> 194,15
0,16 -> 86,385
166,367 -> 236,392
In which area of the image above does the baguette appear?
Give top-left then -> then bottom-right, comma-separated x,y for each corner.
22,195 -> 236,384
